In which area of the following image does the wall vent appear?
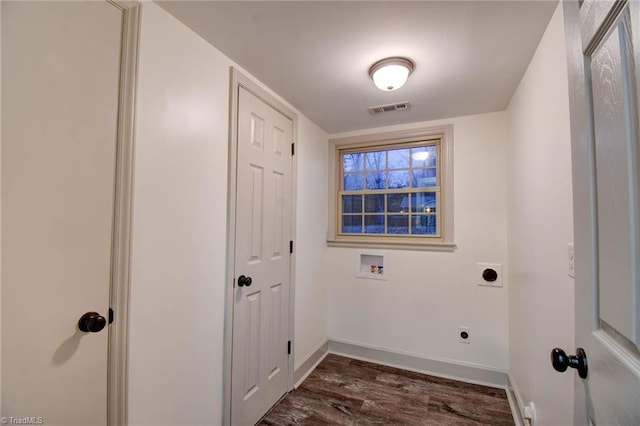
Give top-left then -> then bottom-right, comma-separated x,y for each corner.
368,101 -> 410,115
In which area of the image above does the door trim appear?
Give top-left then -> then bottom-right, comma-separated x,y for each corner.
563,3 -> 599,423
106,2 -> 140,425
223,68 -> 298,426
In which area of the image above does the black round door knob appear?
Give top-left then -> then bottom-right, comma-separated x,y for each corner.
551,347 -> 588,379
237,275 -> 253,287
78,312 -> 107,333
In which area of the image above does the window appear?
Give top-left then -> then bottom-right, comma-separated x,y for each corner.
341,142 -> 440,235
328,125 -> 454,251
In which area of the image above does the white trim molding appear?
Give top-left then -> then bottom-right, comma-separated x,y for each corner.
223,67 -> 299,426
294,341 -> 329,388
506,373 -> 527,426
328,124 -> 455,251
107,2 -> 140,426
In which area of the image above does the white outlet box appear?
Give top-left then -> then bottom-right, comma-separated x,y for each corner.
477,263 -> 503,287
458,326 -> 471,343
568,243 -> 575,278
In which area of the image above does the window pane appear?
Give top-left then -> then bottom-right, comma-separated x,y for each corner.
387,215 -> 409,234
366,151 -> 386,171
366,171 -> 386,189
411,146 -> 437,167
386,193 -> 409,213
411,192 -> 436,213
343,153 -> 364,172
388,148 -> 410,169
364,215 -> 385,234
412,168 -> 437,187
364,194 -> 385,213
342,195 -> 362,213
336,138 -> 443,241
343,173 -> 364,190
411,215 -> 437,235
342,215 -> 362,233
388,170 -> 410,189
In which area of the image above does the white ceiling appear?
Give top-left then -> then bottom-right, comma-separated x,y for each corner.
158,1 -> 558,134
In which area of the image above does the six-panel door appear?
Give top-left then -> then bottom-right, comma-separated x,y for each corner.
231,87 -> 293,425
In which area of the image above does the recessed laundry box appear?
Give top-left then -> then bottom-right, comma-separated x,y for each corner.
356,251 -> 387,281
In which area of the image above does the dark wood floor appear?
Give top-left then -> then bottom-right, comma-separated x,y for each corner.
258,354 -> 515,426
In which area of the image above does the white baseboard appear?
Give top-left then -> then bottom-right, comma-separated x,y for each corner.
294,339 -> 329,371
328,338 -> 508,389
507,373 -> 527,426
293,340 -> 329,388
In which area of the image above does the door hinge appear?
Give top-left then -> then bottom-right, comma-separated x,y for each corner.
287,340 -> 291,355
291,143 -> 295,156
290,240 -> 294,254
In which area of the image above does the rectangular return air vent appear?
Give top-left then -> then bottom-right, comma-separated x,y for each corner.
368,101 -> 410,115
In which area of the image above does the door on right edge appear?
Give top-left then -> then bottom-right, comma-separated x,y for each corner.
565,0 -> 640,424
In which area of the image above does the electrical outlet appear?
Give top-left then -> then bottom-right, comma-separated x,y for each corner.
477,263 -> 503,287
524,402 -> 536,425
568,243 -> 575,278
458,326 -> 470,343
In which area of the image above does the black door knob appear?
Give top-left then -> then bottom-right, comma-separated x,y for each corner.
78,312 -> 107,333
551,347 -> 588,379
238,275 -> 253,287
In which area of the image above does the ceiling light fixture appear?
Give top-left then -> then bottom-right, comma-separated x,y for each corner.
412,151 -> 430,161
369,57 -> 414,91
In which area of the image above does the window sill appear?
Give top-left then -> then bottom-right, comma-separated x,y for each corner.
326,239 -> 457,252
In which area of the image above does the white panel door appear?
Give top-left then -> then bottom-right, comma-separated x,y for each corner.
231,87 -> 292,425
2,2 -> 123,424
564,1 -> 640,424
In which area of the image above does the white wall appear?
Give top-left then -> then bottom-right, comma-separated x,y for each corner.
327,111 -> 510,371
506,4 -> 574,425
128,3 -> 229,423
294,118 -> 330,369
128,3 -> 328,424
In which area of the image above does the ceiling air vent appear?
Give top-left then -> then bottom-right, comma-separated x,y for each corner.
368,101 -> 410,115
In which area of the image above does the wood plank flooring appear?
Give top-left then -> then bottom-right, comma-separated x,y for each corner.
258,354 -> 515,426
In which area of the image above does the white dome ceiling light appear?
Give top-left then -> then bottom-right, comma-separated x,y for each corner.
411,151 -> 430,161
369,57 -> 414,91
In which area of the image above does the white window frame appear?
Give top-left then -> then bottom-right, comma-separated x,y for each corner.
328,124 -> 455,251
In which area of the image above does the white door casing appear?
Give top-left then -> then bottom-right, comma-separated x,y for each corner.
1,1 -> 138,424
229,84 -> 294,425
565,0 -> 640,424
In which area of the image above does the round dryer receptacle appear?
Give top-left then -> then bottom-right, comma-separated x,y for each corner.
482,268 -> 498,282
